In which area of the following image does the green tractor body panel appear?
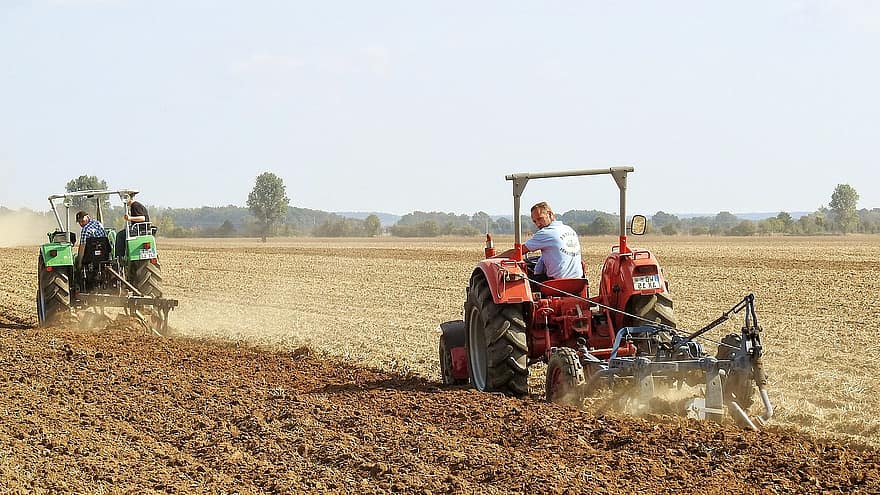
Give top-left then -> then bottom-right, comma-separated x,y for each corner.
125,234 -> 158,261
40,243 -> 74,267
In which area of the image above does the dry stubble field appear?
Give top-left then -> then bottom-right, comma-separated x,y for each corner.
166,235 -> 880,447
2,234 -> 880,493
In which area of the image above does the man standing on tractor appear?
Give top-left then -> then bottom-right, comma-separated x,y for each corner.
497,201 -> 583,280
116,193 -> 150,259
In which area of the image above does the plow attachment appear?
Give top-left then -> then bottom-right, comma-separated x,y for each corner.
77,294 -> 178,336
548,294 -> 773,429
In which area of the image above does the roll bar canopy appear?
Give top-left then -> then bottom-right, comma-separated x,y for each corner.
505,166 -> 635,257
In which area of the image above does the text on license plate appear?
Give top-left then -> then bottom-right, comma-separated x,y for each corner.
633,274 -> 661,290
139,249 -> 157,260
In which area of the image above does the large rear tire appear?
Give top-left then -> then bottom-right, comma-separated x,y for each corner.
131,260 -> 162,298
37,255 -> 70,326
545,348 -> 585,406
130,260 -> 167,334
717,333 -> 756,410
464,274 -> 529,396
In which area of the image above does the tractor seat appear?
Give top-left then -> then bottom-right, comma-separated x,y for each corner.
540,278 -> 588,297
51,230 -> 76,244
81,236 -> 112,266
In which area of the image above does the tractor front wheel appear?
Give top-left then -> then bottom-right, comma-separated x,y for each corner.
545,348 -> 585,406
464,275 -> 528,396
37,255 -> 71,326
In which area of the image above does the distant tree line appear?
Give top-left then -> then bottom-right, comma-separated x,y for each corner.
649,185 -> 871,236
8,178 -> 872,239
648,208 -> 880,236
124,203 -> 880,238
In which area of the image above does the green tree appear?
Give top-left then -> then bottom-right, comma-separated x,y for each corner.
776,212 -> 793,233
652,211 -> 680,229
584,216 -> 614,235
829,184 -> 859,234
757,217 -> 783,235
216,219 -> 236,237
420,220 -> 439,236
714,211 -> 740,231
495,216 -> 512,234
859,208 -> 880,234
154,214 -> 177,237
65,175 -> 110,210
247,172 -> 290,242
729,220 -> 756,236
364,214 -> 381,237
661,224 -> 678,235
470,211 -> 493,232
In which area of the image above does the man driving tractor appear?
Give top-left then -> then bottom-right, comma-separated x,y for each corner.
75,210 -> 106,265
496,201 -> 583,281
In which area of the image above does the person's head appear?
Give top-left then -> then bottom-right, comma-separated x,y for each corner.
125,192 -> 137,205
530,201 -> 554,229
76,211 -> 90,226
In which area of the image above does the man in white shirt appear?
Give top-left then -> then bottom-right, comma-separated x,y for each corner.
496,201 -> 583,280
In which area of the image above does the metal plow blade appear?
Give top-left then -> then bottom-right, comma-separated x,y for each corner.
572,294 -> 774,429
78,294 -> 178,337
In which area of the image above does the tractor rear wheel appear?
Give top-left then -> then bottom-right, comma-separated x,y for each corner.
131,260 -> 162,298
130,260 -> 167,334
545,348 -> 585,405
717,333 -> 756,410
464,275 -> 528,396
37,255 -> 70,326
625,292 -> 677,327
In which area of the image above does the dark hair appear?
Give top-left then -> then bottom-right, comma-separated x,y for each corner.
75,211 -> 88,222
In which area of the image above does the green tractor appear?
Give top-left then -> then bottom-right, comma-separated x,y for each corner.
36,189 -> 178,334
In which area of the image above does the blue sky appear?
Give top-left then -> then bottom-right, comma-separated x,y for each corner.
1,1 -> 878,216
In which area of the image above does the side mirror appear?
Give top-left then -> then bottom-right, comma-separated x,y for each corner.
630,215 -> 647,236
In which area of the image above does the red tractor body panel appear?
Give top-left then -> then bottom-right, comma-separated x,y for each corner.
472,259 -> 533,304
526,289 -> 637,361
449,346 -> 469,381
599,247 -> 670,329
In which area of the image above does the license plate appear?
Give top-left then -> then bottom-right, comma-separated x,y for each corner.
139,249 -> 157,260
633,274 -> 661,290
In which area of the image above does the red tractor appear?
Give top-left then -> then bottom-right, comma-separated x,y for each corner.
440,167 -> 773,428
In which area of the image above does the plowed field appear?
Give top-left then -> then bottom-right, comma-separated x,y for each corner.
2,235 -> 880,494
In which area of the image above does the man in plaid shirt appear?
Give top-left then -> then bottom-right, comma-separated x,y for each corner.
75,210 -> 106,265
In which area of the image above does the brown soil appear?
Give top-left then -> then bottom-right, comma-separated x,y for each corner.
1,318 -> 878,494
4,236 -> 880,493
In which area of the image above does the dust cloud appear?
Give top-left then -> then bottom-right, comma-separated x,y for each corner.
580,380 -> 704,420
0,210 -> 57,247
